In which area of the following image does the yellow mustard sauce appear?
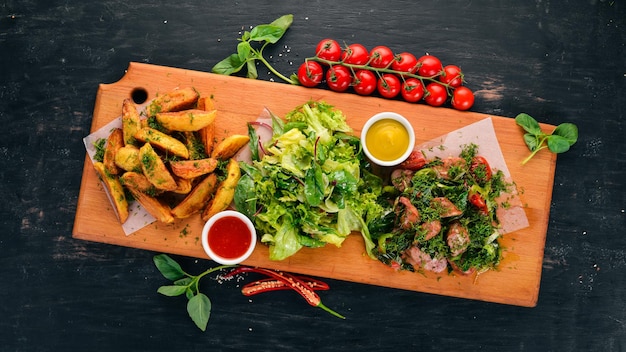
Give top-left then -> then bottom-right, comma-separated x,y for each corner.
365,119 -> 410,161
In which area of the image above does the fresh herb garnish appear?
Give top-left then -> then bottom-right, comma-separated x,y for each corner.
153,254 -> 234,331
515,113 -> 578,165
93,138 -> 106,162
212,14 -> 298,84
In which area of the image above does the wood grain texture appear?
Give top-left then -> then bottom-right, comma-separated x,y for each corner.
73,62 -> 557,307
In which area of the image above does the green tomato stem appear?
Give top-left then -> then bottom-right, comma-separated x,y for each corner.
307,57 -> 455,91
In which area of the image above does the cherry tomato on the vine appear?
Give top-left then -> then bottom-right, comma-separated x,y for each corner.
315,38 -> 342,62
439,65 -> 464,88
424,82 -> 448,106
377,74 -> 401,99
352,69 -> 377,96
451,86 -> 474,111
401,78 -> 425,103
341,43 -> 369,65
391,52 -> 418,73
417,54 -> 443,78
297,61 -> 324,88
369,45 -> 394,68
326,65 -> 352,92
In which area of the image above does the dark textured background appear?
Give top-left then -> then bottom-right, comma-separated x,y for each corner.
1,1 -> 625,351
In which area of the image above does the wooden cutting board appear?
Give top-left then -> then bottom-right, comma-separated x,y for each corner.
73,62 -> 556,307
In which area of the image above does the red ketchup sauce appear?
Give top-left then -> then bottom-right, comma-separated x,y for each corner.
207,216 -> 252,259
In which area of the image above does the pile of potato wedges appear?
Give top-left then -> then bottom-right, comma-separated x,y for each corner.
92,87 -> 249,225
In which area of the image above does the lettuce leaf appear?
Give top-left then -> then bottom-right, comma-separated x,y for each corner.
235,101 -> 387,260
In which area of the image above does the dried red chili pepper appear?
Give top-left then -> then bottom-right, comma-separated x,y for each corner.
224,267 -> 345,319
241,276 -> 330,296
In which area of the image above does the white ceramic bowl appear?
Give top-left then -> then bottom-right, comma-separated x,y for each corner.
201,210 -> 257,265
361,112 -> 415,167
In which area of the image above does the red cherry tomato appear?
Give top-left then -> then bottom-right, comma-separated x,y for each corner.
424,82 -> 448,106
391,52 -> 418,73
326,65 -> 351,92
377,74 -> 401,99
341,43 -> 369,65
468,191 -> 489,215
439,65 -> 464,88
451,86 -> 475,111
352,69 -> 377,95
470,156 -> 492,183
417,54 -> 443,78
315,38 -> 342,62
369,45 -> 394,68
400,78 -> 425,103
297,61 -> 324,88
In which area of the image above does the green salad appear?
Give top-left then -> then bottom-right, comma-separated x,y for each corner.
234,101 -> 388,261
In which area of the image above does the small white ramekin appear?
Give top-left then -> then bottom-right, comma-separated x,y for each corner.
201,210 -> 257,265
361,112 -> 415,167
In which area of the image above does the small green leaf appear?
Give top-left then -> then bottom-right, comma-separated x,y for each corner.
249,24 -> 286,43
552,123 -> 578,146
157,285 -> 187,297
153,254 -> 185,281
246,59 -> 258,79
185,289 -> 195,300
304,165 -> 324,207
515,113 -> 542,135
546,135 -> 572,154
523,133 -> 539,151
187,293 -> 211,331
237,41 -> 252,61
174,277 -> 193,286
270,14 -> 294,31
271,110 -> 285,136
234,174 -> 257,218
211,53 -> 246,76
247,123 -> 260,162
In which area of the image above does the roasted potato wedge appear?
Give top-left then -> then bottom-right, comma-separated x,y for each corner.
196,96 -> 216,156
196,96 -> 214,111
138,143 -> 178,191
146,87 -> 199,116
119,171 -> 161,196
171,173 -> 218,219
103,128 -> 124,175
172,177 -> 193,195
212,135 -> 250,160
201,159 -> 241,220
155,109 -> 216,132
93,161 -> 129,223
114,145 -> 142,172
125,186 -> 175,224
198,123 -> 216,157
134,127 -> 189,159
181,132 -> 206,160
122,98 -> 141,146
170,158 -> 218,179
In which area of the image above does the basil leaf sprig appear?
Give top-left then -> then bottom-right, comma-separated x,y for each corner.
153,254 -> 234,331
212,14 -> 298,84
515,113 -> 578,165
